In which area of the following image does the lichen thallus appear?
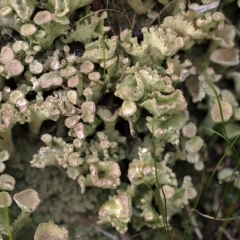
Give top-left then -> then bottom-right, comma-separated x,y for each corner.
87,35 -> 126,103
68,9 -> 132,103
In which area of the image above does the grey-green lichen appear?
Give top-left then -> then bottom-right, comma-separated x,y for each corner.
0,0 -> 239,239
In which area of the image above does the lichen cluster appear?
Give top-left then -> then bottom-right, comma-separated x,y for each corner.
0,0 -> 240,239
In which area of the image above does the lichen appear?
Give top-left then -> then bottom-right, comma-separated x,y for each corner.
0,0 -> 239,238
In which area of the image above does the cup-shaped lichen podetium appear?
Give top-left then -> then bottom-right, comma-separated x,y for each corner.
12,189 -> 41,238
0,191 -> 12,208
98,192 -> 131,233
89,161 -> 121,189
0,174 -> 15,191
211,100 -> 233,123
0,150 -> 10,173
34,221 -> 68,240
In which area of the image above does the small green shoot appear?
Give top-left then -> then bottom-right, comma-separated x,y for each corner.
2,197 -> 13,240
150,123 -> 171,240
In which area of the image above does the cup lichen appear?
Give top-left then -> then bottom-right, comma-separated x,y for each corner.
0,0 -> 239,239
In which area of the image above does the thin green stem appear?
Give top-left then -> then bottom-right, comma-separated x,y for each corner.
151,123 -> 171,240
3,206 -> 13,240
204,79 -> 227,140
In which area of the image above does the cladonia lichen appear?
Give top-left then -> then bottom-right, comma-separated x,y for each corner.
0,0 -> 239,238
